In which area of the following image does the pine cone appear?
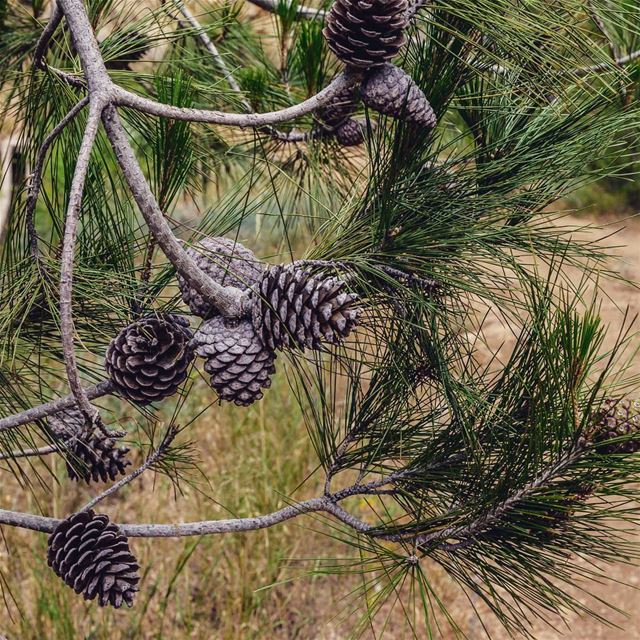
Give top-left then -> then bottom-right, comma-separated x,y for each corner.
105,315 -> 194,405
47,406 -> 131,483
192,316 -> 277,406
251,265 -> 361,351
335,119 -> 365,146
47,510 -> 140,608
66,425 -> 131,484
315,84 -> 360,128
593,398 -> 640,455
323,0 -> 408,69
47,405 -> 86,442
177,237 -> 264,318
360,63 -> 436,127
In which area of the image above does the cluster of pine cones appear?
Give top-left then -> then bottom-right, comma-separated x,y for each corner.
593,398 -> 640,455
43,238 -> 360,609
103,237 -> 360,408
314,0 -> 436,146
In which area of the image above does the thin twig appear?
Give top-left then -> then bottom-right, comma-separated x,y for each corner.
25,96 -> 90,263
172,0 -> 248,101
0,444 -> 60,461
81,427 -> 179,512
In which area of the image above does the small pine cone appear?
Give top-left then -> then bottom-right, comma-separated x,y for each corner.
593,398 -> 640,455
335,119 -> 365,146
66,425 -> 131,484
315,84 -> 360,128
251,265 -> 361,351
177,237 -> 264,318
323,0 -> 408,69
47,510 -> 140,608
105,315 -> 194,405
360,63 -> 436,127
192,316 -> 276,406
47,405 -> 86,441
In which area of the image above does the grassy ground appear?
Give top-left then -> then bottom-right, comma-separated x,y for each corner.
0,212 -> 638,640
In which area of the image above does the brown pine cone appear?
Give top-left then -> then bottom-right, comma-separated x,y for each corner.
66,424 -> 131,484
47,405 -> 86,441
47,510 -> 140,608
323,0 -> 408,69
251,265 -> 361,351
593,398 -> 640,455
105,314 -> 194,405
47,406 -> 131,483
360,63 -> 436,127
177,237 -> 264,318
315,84 -> 360,128
335,119 -> 365,146
192,316 -> 277,406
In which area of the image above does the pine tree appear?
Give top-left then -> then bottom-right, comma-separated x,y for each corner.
0,0 -> 639,634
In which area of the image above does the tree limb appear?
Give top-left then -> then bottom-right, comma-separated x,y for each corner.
0,381 -> 113,433
102,105 -> 248,317
59,102 -> 105,425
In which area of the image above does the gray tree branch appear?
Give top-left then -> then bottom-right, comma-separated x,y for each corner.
0,381 -> 113,433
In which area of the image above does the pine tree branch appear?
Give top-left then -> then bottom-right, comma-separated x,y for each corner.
59,101 -> 106,427
0,381 -> 113,433
0,444 -> 60,461
26,95 -> 90,263
102,105 -> 249,317
171,0 -> 314,143
415,442 -> 587,550
34,2 -> 85,88
111,70 -> 360,126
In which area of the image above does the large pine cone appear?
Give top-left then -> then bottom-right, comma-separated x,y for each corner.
47,406 -> 131,483
47,510 -> 140,608
177,237 -> 264,318
360,63 -> 436,127
192,316 -> 277,406
323,0 -> 408,69
594,398 -> 640,455
251,265 -> 361,351
105,315 -> 194,405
